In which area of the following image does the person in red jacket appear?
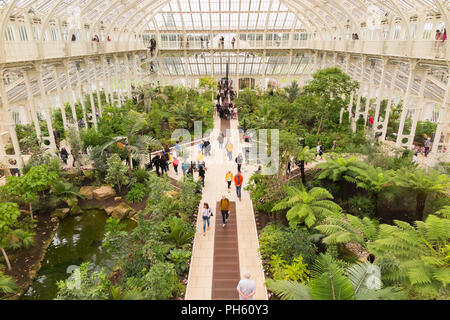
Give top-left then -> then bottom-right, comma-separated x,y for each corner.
234,171 -> 243,201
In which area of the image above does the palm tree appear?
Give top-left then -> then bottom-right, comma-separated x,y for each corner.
285,80 -> 300,103
345,166 -> 395,213
101,112 -> 160,170
294,146 -> 316,184
393,168 -> 449,221
316,156 -> 367,182
316,214 -> 379,248
315,214 -> 379,261
271,185 -> 342,228
0,271 -> 17,295
369,214 -> 449,299
266,254 -> 404,300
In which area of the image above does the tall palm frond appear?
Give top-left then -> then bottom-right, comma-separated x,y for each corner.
309,254 -> 355,300
265,279 -> 311,300
272,185 -> 342,228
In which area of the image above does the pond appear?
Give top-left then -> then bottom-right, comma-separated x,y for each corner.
22,209 -> 136,300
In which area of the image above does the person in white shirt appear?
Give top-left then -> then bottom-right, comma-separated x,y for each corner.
202,202 -> 213,236
237,272 -> 256,300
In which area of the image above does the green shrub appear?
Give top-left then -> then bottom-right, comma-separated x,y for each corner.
269,254 -> 310,283
259,223 -> 317,266
168,249 -> 192,275
126,183 -> 147,203
345,196 -> 376,218
142,262 -> 180,300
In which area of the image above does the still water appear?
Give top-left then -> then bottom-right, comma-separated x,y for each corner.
22,210 -> 136,300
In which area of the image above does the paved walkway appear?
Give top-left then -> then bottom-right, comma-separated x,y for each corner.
170,115 -> 267,300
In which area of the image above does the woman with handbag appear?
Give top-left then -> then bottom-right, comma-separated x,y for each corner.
202,203 -> 213,236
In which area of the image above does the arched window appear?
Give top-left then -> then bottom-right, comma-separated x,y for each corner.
18,24 -> 28,41
50,27 -> 58,41
33,25 -> 40,40
5,24 -> 15,41
423,21 -> 433,39
393,24 -> 401,40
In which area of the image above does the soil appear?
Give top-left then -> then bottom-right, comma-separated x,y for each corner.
0,212 -> 59,299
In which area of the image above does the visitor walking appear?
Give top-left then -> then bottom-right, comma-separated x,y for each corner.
368,116 -> 374,128
231,37 -> 236,48
204,139 -> 211,156
198,163 -> 206,187
237,272 -> 256,300
218,195 -> 230,227
424,137 -> 432,157
217,132 -> 224,149
182,160 -> 189,175
234,171 -> 243,201
226,140 -> 233,161
159,153 -> 168,175
235,153 -> 243,172
202,203 -> 213,236
332,140 -> 338,150
173,157 -> 179,175
60,147 -> 69,165
225,170 -> 233,193
316,142 -> 323,160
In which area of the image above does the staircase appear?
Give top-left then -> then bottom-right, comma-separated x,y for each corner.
212,201 -> 240,300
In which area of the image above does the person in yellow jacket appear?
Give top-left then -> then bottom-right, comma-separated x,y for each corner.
218,195 -> 230,227
225,170 -> 233,192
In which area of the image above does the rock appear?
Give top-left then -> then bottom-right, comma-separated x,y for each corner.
93,185 -> 116,201
79,186 -> 97,200
51,208 -> 70,219
114,197 -> 122,201
104,206 -> 115,216
108,202 -> 136,220
80,201 -> 103,210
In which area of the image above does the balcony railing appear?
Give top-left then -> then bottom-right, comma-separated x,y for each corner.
2,38 -> 449,64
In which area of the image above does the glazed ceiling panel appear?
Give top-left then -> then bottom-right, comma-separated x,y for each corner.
0,0 -> 446,34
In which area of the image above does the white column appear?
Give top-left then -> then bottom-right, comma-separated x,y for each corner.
353,56 -> 366,132
431,74 -> 450,155
374,58 -> 389,128
0,74 -> 24,170
36,65 -> 57,151
23,70 -> 42,141
84,58 -> 98,131
114,55 -> 122,108
53,66 -> 68,130
75,65 -> 88,126
93,60 -> 103,118
381,66 -> 400,142
396,60 -> 417,147
64,61 -> 79,129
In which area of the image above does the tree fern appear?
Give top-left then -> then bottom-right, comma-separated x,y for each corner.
272,185 -> 342,228
266,279 -> 312,300
309,254 -> 355,300
369,214 -> 449,299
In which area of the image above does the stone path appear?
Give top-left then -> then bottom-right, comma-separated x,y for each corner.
172,115 -> 267,300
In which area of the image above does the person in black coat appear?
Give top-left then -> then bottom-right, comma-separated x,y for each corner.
159,153 -> 167,175
60,147 -> 69,165
151,154 -> 161,176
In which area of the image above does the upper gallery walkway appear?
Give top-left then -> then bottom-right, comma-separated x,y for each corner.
2,38 -> 449,65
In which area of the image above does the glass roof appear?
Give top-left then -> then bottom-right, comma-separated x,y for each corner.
150,0 -> 300,31
1,0 -> 444,33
